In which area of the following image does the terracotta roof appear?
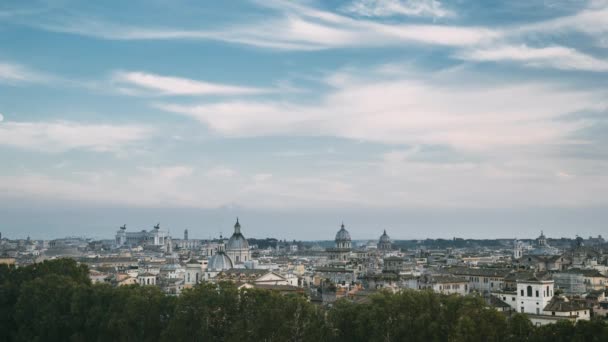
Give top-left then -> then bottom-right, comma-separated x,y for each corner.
544,297 -> 587,312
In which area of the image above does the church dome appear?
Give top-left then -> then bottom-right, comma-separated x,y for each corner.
335,223 -> 351,242
379,230 -> 391,243
208,252 -> 233,271
226,218 -> 249,251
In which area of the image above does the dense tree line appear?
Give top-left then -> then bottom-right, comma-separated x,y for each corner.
1,259 -> 607,341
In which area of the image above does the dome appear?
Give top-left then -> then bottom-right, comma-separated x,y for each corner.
208,252 -> 233,271
379,230 -> 391,243
227,234 -> 249,250
226,218 -> 249,251
335,223 -> 351,242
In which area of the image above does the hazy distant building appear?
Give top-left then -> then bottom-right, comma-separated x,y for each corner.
377,230 -> 392,252
327,223 -> 352,262
115,224 -> 170,248
225,218 -> 251,264
553,272 -> 586,295
527,231 -> 559,256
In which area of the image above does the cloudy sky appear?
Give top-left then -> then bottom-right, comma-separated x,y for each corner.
1,0 -> 607,240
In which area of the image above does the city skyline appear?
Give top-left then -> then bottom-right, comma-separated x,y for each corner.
1,0 -> 608,238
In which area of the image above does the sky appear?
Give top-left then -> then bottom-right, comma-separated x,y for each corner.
1,0 -> 607,240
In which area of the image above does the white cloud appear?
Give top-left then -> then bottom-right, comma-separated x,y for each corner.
344,0 -> 454,18
157,65 -> 606,150
518,2 -> 608,37
112,71 -> 270,96
138,165 -> 194,181
0,120 -> 153,153
0,62 -> 48,83
458,45 -> 608,72
30,2 -> 497,49
206,166 -> 237,178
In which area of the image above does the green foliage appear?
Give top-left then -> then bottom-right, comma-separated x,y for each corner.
2,259 -> 608,342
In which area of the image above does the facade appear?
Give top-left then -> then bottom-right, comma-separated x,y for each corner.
416,275 -> 469,296
138,273 -> 157,286
115,224 -> 170,248
184,259 -> 203,286
225,218 -> 251,264
517,277 -> 554,315
383,256 -> 404,273
448,267 -> 510,294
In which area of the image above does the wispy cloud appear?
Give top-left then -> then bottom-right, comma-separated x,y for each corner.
518,1 -> 608,37
17,0 -> 606,74
343,0 -> 454,18
0,62 -> 49,84
457,44 -> 608,72
27,2 -> 496,49
0,120 -> 153,153
157,65 -> 606,150
112,71 -> 270,96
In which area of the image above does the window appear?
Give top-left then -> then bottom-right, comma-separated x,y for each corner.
527,286 -> 533,297
536,290 -> 539,297
521,289 -> 524,296
521,307 -> 524,313
536,308 -> 540,315
546,286 -> 550,297
552,312 -> 555,316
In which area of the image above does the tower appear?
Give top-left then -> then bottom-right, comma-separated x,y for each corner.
184,229 -> 189,241
517,276 -> 554,315
116,224 -> 127,246
513,239 -> 523,259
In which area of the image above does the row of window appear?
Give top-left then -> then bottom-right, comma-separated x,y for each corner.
520,285 -> 552,298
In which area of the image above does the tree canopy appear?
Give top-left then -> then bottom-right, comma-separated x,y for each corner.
1,259 -> 607,341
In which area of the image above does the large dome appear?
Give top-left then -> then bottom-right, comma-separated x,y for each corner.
208,252 -> 233,271
226,218 -> 249,250
335,223 -> 351,242
227,234 -> 249,250
379,230 -> 391,243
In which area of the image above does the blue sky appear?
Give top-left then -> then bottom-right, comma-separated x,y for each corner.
1,0 -> 607,240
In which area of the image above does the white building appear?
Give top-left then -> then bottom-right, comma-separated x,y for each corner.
517,277 -> 554,315
416,275 -> 469,296
493,275 -> 590,326
138,273 -> 157,286
115,224 -> 170,248
184,259 -> 204,286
